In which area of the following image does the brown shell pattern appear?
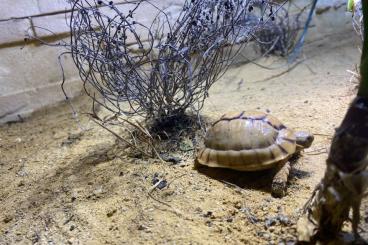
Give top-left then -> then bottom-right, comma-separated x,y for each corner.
196,111 -> 296,171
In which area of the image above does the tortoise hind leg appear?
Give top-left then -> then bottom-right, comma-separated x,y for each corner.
271,161 -> 291,198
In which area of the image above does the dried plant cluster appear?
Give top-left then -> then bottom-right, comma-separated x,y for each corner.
65,0 -> 300,123
250,1 -> 302,57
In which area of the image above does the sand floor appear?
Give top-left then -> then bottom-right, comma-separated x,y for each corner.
1,27 -> 367,244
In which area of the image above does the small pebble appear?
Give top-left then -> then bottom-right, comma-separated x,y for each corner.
262,233 -> 271,240
107,209 -> 117,217
277,214 -> 290,225
157,180 -> 167,189
152,174 -> 168,190
240,207 -> 259,224
204,211 -> 216,219
159,153 -> 181,164
93,186 -> 104,195
137,224 -> 147,230
234,202 -> 242,209
3,216 -> 13,223
265,217 -> 277,228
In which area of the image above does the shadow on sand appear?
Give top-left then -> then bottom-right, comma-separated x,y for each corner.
194,163 -> 275,194
194,155 -> 312,195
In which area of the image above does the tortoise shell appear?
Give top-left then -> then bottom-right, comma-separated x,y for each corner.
196,111 -> 297,171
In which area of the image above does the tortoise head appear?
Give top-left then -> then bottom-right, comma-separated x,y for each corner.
295,131 -> 314,151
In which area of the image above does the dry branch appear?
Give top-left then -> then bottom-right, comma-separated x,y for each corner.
63,0 -> 301,122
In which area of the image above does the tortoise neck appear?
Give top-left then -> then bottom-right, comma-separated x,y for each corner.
295,144 -> 304,153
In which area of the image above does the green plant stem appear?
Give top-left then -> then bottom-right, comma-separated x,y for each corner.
358,0 -> 368,97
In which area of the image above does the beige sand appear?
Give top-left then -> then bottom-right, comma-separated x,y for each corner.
1,29 -> 367,244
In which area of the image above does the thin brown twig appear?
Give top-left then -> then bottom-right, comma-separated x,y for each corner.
312,133 -> 332,138
219,180 -> 248,195
167,174 -> 187,188
113,115 -> 164,162
253,58 -> 305,83
148,179 -> 172,208
91,118 -> 152,158
304,147 -> 328,155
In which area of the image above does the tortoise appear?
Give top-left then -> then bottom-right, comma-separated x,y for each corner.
196,111 -> 314,197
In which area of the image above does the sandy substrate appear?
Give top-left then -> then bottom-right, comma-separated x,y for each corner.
1,29 -> 367,244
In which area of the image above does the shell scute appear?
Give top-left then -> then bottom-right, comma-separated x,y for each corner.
238,149 -> 259,167
242,111 -> 267,120
207,149 -> 218,165
219,111 -> 245,121
255,148 -> 273,166
264,114 -> 285,130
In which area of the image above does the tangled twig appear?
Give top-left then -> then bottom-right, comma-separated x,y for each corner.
63,0 -> 299,122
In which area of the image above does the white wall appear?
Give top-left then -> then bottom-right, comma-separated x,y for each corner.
0,0 -> 183,123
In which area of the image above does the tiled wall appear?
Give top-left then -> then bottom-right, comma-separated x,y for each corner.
0,0 -> 183,123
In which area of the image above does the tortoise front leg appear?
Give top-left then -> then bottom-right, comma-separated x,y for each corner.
271,161 -> 291,198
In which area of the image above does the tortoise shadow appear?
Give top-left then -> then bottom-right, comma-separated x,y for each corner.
194,162 -> 275,193
194,154 -> 311,194
290,168 -> 311,179
288,154 -> 312,180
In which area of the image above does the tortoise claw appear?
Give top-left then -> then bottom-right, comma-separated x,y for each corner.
272,180 -> 287,198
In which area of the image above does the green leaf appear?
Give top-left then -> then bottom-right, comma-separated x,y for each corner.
347,0 -> 355,12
